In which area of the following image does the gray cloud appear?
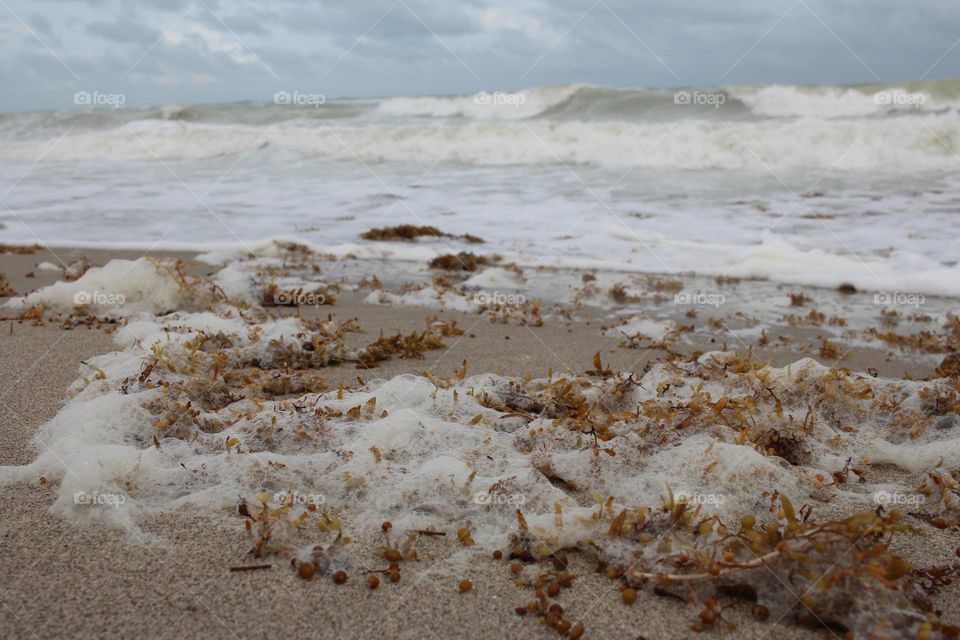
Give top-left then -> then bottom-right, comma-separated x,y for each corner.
28,13 -> 55,36
86,17 -> 161,43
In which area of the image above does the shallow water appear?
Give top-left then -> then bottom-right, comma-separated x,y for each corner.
1,80 -> 958,295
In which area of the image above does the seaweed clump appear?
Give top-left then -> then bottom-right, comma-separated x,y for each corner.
609,282 -> 641,304
0,273 -> 15,297
361,225 -> 485,244
0,243 -> 42,254
262,282 -> 337,307
936,354 -> 960,378
361,225 -> 446,241
507,492 -> 953,639
428,252 -> 491,272
789,292 -> 812,306
356,329 -> 446,368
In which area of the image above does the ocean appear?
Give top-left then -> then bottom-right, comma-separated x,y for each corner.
1,79 -> 958,295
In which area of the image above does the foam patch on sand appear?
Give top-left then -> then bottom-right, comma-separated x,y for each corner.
2,316 -> 956,537
364,278 -> 545,325
364,285 -> 479,313
5,259 -> 957,536
3,258 -> 224,318
462,267 -> 526,289
602,315 -> 676,342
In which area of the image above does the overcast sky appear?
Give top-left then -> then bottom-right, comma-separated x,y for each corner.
1,0 -> 958,111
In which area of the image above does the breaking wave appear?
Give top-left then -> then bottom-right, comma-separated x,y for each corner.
2,79 -> 959,171
1,110 -> 957,172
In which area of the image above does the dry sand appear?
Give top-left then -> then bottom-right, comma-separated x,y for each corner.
0,246 -> 956,640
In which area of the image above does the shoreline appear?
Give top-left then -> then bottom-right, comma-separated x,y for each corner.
0,242 -> 952,380
1,244 -> 959,639
3,235 -> 959,301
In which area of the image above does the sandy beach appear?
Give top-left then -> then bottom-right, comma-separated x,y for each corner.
1,245 -> 958,640
4,3 -> 960,637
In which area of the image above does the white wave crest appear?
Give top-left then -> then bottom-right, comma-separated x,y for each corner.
730,84 -> 957,118
3,112 -> 958,172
